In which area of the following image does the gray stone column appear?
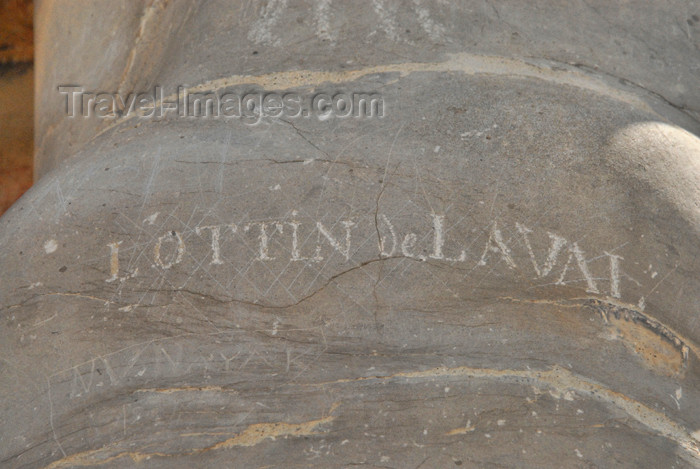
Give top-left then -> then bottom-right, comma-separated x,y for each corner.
3,1 -> 700,467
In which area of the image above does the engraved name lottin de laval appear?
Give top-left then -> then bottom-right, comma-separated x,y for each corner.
103,210 -> 635,303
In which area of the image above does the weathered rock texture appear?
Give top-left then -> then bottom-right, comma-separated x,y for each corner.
2,1 -> 700,467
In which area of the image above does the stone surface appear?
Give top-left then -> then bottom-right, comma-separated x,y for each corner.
2,1 -> 700,467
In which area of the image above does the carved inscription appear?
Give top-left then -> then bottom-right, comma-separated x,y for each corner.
102,211 -> 635,301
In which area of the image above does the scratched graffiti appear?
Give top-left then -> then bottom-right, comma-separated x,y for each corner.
102,211 -> 634,302
247,0 -> 449,47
